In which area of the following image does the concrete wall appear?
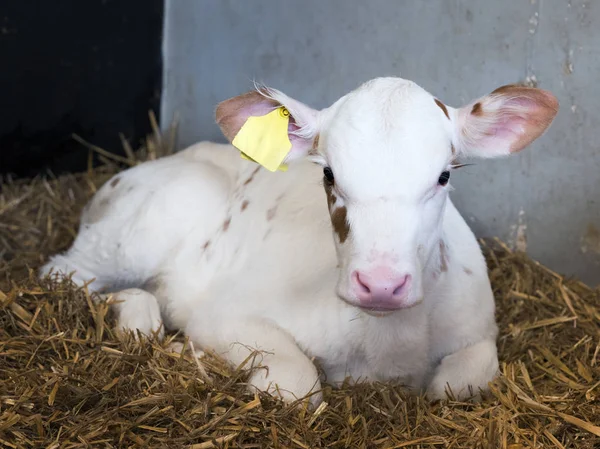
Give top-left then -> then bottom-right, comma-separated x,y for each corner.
161,0 -> 600,286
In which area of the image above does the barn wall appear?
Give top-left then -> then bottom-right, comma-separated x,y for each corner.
161,0 -> 600,285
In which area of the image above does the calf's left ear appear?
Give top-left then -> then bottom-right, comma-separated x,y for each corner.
449,84 -> 559,158
215,86 -> 321,162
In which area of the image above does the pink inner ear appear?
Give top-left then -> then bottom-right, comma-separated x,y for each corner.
238,100 -> 304,142
215,91 -> 280,142
460,87 -> 559,156
216,89 -> 317,161
238,101 -> 304,142
244,100 -> 278,118
487,114 -> 527,140
285,118 -> 315,158
287,121 -> 303,143
502,94 -> 558,153
217,91 -> 305,142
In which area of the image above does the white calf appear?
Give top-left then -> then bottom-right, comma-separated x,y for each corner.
41,77 -> 558,405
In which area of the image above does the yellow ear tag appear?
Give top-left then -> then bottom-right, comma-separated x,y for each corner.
240,152 -> 289,171
232,107 -> 292,172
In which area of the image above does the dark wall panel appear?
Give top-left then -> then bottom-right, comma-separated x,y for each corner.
0,0 -> 164,178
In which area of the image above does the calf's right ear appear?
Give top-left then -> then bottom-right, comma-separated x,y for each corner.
215,87 -> 321,162
450,84 -> 559,159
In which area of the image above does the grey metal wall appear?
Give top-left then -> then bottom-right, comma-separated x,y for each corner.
161,0 -> 600,286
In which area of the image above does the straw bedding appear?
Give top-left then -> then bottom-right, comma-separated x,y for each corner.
1,133 -> 599,448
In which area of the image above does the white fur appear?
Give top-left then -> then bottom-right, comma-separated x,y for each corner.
108,288 -> 164,339
40,77 -> 557,405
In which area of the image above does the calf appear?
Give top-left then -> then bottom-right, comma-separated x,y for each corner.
41,77 -> 558,406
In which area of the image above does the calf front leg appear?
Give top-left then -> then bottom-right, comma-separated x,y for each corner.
105,288 -> 164,339
427,339 -> 499,401
186,312 -> 322,407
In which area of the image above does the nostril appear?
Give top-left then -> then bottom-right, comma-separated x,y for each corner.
353,272 -> 371,293
392,275 -> 410,296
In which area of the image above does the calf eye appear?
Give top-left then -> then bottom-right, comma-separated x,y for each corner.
324,167 -> 334,183
438,171 -> 450,186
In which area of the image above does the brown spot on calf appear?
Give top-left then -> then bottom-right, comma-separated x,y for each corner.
331,206 -> 350,243
110,177 -> 121,188
434,99 -> 450,119
223,217 -> 232,231
241,200 -> 249,211
266,206 -> 277,221
203,240 -> 211,250
310,134 -> 320,155
324,183 -> 349,243
471,102 -> 483,116
243,166 -> 261,186
325,183 -> 337,210
439,240 -> 449,273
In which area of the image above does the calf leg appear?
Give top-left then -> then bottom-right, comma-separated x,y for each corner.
106,288 -> 164,339
426,339 -> 499,401
41,256 -> 164,339
39,253 -> 109,293
187,312 -> 322,407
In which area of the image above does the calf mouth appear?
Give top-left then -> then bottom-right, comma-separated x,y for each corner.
357,306 -> 397,317
357,299 -> 422,316
336,292 -> 423,317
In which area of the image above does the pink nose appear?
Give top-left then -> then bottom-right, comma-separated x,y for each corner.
352,268 -> 411,309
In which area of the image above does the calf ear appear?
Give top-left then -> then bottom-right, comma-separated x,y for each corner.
450,85 -> 559,158
215,86 -> 320,162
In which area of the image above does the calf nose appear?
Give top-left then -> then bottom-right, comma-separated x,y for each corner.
352,268 -> 411,308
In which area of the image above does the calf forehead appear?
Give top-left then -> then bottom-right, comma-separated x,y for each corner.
329,80 -> 449,153
324,79 -> 452,194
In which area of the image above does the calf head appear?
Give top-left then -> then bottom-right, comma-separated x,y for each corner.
216,77 -> 558,314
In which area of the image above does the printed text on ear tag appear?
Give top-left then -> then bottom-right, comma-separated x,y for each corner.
232,107 -> 292,172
